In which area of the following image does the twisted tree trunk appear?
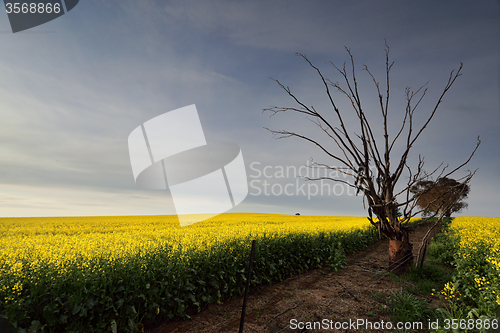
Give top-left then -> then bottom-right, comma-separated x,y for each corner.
388,228 -> 413,275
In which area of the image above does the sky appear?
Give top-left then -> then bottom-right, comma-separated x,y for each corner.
0,0 -> 499,218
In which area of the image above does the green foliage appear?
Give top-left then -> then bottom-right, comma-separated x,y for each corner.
401,264 -> 454,295
451,241 -> 500,319
0,226 -> 378,332
388,288 -> 436,323
432,287 -> 498,333
428,217 -> 500,332
428,225 -> 459,267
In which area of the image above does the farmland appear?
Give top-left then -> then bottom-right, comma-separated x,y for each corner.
440,216 -> 500,319
0,213 -> 378,332
2,214 -> 499,332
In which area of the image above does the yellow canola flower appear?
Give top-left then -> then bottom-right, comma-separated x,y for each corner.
449,216 -> 500,310
0,213 -> 373,298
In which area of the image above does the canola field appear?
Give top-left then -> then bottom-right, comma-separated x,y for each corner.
0,213 -> 378,332
445,216 -> 500,318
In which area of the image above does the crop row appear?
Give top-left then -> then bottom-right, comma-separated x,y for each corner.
436,216 -> 500,325
0,214 -> 379,332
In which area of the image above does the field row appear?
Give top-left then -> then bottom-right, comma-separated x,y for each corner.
442,216 -> 500,320
0,214 -> 379,332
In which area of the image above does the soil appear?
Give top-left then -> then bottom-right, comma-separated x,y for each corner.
145,223 -> 444,333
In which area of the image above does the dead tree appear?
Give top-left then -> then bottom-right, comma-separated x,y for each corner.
264,43 -> 480,274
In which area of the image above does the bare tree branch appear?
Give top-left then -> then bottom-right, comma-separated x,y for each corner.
264,44 -> 479,273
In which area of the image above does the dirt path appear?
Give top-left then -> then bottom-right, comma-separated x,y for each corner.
146,224 -> 442,333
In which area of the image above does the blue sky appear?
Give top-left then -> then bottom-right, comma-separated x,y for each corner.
0,0 -> 499,217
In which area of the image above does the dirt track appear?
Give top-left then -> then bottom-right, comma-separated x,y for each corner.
146,224 -> 442,333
